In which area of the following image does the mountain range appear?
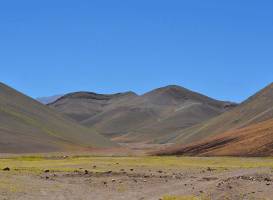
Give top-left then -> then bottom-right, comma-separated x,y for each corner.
49,85 -> 236,144
1,81 -> 272,156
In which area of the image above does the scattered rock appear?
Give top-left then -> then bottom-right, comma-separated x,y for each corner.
217,182 -> 224,187
44,170 -> 50,173
3,167 -> 10,171
130,169 -> 134,171
84,170 -> 89,174
264,177 -> 272,182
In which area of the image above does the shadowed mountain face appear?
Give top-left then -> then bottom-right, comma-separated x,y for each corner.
0,83 -> 116,153
167,83 -> 273,145
49,85 -> 236,143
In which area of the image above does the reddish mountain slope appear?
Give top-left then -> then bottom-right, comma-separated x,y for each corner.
167,82 -> 273,145
157,118 -> 273,156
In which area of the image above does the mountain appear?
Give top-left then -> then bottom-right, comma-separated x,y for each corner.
49,91 -> 138,122
49,85 -> 236,143
156,118 -> 273,156
114,86 -> 236,143
166,82 -> 273,145
37,95 -> 63,104
0,83 -> 116,153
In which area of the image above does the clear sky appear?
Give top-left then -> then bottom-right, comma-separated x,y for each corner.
0,0 -> 272,102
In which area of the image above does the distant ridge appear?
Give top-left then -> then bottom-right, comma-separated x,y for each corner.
37,94 -> 63,104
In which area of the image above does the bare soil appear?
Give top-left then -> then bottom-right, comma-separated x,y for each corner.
0,165 -> 272,200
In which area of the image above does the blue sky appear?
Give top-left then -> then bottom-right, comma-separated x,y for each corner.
0,0 -> 272,102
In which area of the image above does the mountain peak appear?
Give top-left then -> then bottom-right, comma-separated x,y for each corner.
143,85 -> 191,98
142,85 -> 231,107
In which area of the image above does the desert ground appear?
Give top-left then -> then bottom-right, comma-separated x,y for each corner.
0,154 -> 272,200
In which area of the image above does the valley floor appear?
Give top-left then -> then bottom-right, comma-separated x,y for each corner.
0,155 -> 272,200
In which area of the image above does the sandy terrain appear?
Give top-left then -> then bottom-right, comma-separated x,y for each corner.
0,156 -> 272,200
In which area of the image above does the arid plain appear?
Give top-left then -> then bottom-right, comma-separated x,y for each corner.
1,154 -> 273,200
